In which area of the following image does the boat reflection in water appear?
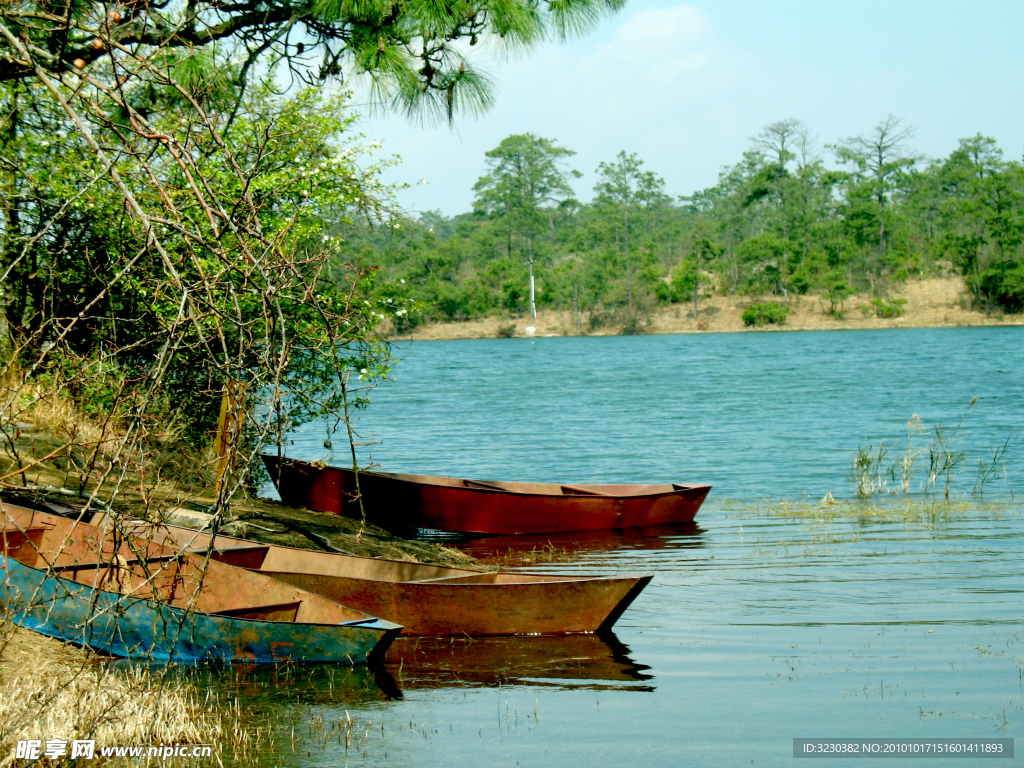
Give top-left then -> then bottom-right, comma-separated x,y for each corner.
450,521 -> 708,566
191,630 -> 652,704
160,662 -> 400,706
385,631 -> 653,693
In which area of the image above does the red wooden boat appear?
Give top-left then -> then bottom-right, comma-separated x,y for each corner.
262,455 -> 711,535
118,521 -> 653,636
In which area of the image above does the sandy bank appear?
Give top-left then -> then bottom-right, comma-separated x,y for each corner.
396,278 -> 1023,341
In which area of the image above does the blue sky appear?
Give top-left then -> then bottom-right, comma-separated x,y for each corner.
354,0 -> 1024,216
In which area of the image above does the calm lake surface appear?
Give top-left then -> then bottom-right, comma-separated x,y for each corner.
244,327 -> 1024,766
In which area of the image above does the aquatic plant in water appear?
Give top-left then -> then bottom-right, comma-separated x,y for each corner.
852,398 -> 1011,499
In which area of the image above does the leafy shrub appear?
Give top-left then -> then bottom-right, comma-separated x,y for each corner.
789,271 -> 810,295
655,281 -> 677,303
821,271 -> 852,317
655,260 -> 699,304
870,297 -> 907,318
620,315 -> 647,335
979,261 -> 1024,313
742,301 -> 790,327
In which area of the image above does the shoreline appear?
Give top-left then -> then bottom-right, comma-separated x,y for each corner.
391,278 -> 1024,341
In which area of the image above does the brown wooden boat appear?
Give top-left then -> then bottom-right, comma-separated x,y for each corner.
0,503 -> 401,663
262,454 -> 711,535
128,521 -> 653,636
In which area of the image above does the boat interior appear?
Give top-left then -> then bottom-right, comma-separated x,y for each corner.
370,470 -> 703,497
109,519 -> 592,586
0,505 -> 385,626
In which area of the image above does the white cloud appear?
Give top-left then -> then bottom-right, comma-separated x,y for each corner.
579,4 -> 716,87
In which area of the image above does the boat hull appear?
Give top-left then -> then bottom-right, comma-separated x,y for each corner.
2,557 -> 397,663
261,565 -> 652,636
131,523 -> 653,636
263,456 -> 710,535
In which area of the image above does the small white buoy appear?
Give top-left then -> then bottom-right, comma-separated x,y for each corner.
524,326 -> 536,336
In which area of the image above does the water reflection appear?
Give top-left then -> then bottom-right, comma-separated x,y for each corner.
385,631 -> 653,692
169,630 -> 653,708
456,522 -> 707,566
152,506 -> 1024,767
172,663 -> 401,704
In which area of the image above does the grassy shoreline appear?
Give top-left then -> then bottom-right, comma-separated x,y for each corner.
0,417 -> 475,568
394,277 -> 1024,341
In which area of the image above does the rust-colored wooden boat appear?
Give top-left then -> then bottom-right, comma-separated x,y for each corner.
262,455 -> 712,535
0,504 -> 401,663
128,521 -> 653,636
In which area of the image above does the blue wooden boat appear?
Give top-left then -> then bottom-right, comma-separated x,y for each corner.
1,504 -> 401,663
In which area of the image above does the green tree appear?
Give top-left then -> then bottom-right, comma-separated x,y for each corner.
593,151 -> 667,311
833,116 -> 919,257
0,0 -> 626,123
473,134 -> 578,318
934,135 -> 1024,310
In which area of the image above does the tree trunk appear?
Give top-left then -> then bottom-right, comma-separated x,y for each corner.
574,270 -> 580,335
624,208 -> 632,311
0,92 -> 19,372
527,238 -> 536,319
693,268 -> 699,318
528,260 -> 536,319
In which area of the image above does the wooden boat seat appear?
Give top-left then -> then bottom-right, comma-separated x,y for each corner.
212,601 -> 302,622
559,485 -> 608,496
205,546 -> 271,570
463,479 -> 508,491
464,479 -> 612,497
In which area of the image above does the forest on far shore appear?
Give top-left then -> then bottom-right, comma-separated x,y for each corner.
346,118 -> 1024,330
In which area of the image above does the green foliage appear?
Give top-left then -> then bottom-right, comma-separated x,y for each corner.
1,72 -> 402,445
869,297 -> 907,318
978,261 -> 1024,313
343,124 -> 1024,326
0,0 -> 626,124
822,271 -> 853,317
736,234 -> 793,294
472,134 -> 578,315
741,301 -> 790,327
592,151 -> 670,308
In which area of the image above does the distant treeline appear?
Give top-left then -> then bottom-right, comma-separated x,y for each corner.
342,117 -> 1024,327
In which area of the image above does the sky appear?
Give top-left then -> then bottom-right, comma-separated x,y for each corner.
350,0 -> 1024,217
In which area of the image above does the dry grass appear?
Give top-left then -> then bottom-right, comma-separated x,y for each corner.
6,383 -> 110,449
2,355 -> 476,568
391,277 -> 1024,341
0,421 -> 476,568
485,541 -> 575,568
0,625 -> 230,766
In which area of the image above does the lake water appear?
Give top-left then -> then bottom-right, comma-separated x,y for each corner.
290,325 -> 1023,502
239,327 -> 1024,767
